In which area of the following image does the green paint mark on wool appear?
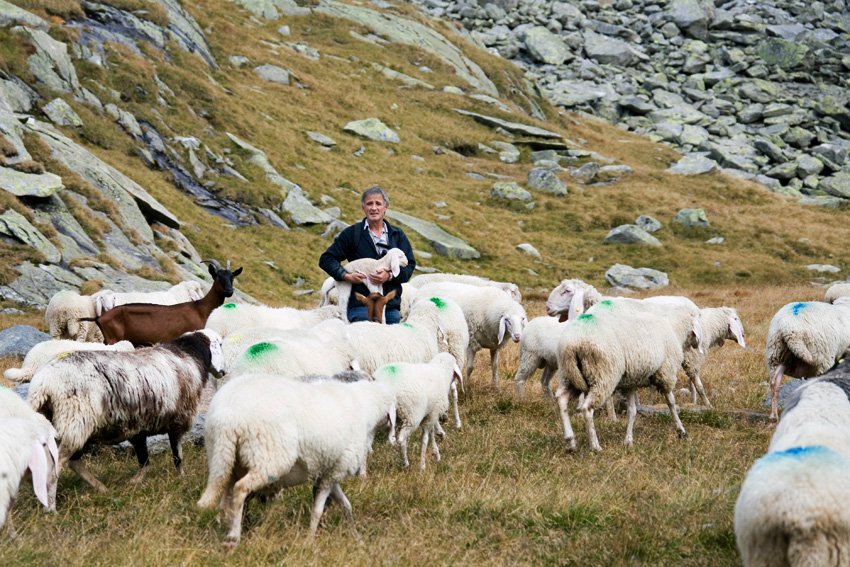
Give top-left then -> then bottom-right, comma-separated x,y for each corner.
429,297 -> 447,310
384,364 -> 399,374
597,300 -> 614,308
401,323 -> 414,328
577,313 -> 595,323
222,303 -> 237,309
246,342 -> 278,360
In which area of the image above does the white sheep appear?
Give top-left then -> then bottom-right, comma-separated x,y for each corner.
4,339 -> 135,383
343,299 -> 444,374
27,329 -> 224,496
555,308 -> 688,452
679,307 -> 746,406
735,364 -> 850,567
220,319 -> 348,372
319,248 -> 408,320
205,303 -> 341,337
197,374 -> 397,549
92,280 -> 204,315
545,278 -> 607,321
224,335 -> 358,383
44,290 -> 102,343
514,315 -> 567,399
764,300 -> 850,421
374,353 -> 463,470
408,273 -> 522,302
824,281 -> 850,304
411,282 -> 527,386
405,295 -> 468,428
0,386 -> 59,537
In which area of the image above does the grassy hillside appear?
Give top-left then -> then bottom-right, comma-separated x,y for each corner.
2,0 -> 847,319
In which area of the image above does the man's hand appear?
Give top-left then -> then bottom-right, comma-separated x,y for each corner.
369,268 -> 391,285
344,271 -> 367,284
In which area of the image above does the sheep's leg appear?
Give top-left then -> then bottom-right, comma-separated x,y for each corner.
662,390 -> 688,439
685,367 -> 712,408
68,457 -> 108,493
514,359 -> 534,398
167,430 -> 184,475
430,426 -> 441,462
770,364 -> 785,422
555,384 -> 577,452
490,349 -> 500,386
605,396 -> 617,422
578,395 -> 602,452
129,434 -> 151,485
419,427 -> 430,470
223,471 -> 266,551
308,483 -> 333,537
540,366 -> 555,400
397,427 -> 413,468
464,347 -> 476,381
623,389 -> 638,449
3,498 -> 16,540
330,484 -> 354,525
450,382 -> 461,429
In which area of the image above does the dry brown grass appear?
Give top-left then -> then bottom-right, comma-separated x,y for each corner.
0,284 -> 823,566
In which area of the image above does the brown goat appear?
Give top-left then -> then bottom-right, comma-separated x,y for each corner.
80,260 -> 242,346
355,289 -> 397,323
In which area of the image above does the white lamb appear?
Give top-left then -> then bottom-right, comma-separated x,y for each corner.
411,282 -> 527,386
92,280 -> 204,315
514,315 -> 568,399
374,353 -> 463,470
319,248 -> 408,322
197,374 -> 397,549
764,300 -> 850,421
205,303 -> 341,337
555,308 -> 688,452
343,299 -> 444,374
4,340 -> 135,383
224,335 -> 358,383
44,290 -> 102,343
220,319 -> 348,372
824,281 -> 850,304
0,386 -> 58,537
678,307 -> 746,406
735,363 -> 850,567
405,295 -> 469,428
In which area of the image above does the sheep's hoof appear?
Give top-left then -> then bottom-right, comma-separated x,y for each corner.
223,536 -> 240,553
590,445 -> 603,453
565,439 -> 577,453
677,430 -> 689,439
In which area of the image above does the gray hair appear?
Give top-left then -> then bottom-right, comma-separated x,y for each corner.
361,186 -> 389,207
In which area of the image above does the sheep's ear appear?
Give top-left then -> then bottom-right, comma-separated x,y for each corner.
730,316 -> 746,347
498,316 -> 507,343
390,252 -> 400,278
387,407 -> 397,445
693,317 -> 705,354
567,289 -> 585,321
47,435 -> 58,474
28,439 -> 49,507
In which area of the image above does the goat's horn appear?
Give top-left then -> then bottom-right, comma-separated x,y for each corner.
226,260 -> 231,271
201,258 -> 223,270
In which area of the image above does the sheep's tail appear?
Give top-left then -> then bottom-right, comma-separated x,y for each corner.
319,277 -> 336,307
197,426 -> 237,510
27,380 -> 50,415
561,345 -> 594,393
783,331 -> 815,366
3,366 -> 30,383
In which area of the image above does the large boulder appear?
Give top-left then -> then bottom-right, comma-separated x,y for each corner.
524,26 -> 573,65
343,118 -> 400,144
673,208 -> 710,228
0,325 -> 49,358
604,225 -> 662,247
385,210 -> 480,259
605,264 -> 669,290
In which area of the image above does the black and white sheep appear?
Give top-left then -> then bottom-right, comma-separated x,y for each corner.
27,329 -> 224,494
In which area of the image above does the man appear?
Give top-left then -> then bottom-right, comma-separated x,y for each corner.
319,186 -> 416,324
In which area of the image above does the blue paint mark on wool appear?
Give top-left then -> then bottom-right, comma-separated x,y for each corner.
760,445 -> 840,466
791,302 -> 808,316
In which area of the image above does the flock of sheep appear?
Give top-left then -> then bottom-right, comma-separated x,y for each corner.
2,255 -> 850,564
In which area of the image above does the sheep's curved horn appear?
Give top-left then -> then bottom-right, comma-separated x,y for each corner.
201,259 -> 223,270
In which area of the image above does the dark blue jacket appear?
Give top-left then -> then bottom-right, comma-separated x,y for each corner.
319,219 -> 416,311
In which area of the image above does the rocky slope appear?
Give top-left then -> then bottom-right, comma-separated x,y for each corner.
413,0 -> 850,202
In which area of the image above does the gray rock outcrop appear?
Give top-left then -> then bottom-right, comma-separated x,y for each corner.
386,210 -> 480,259
605,264 -> 669,290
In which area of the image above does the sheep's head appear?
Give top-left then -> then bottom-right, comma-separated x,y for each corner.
200,329 -> 225,374
546,279 -> 585,321
727,311 -> 746,347
498,311 -> 527,344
